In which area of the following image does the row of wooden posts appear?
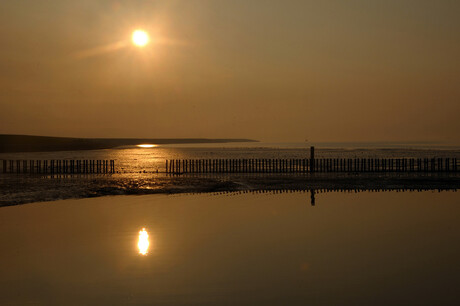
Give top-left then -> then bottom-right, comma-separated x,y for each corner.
166,157 -> 459,174
1,160 -> 115,174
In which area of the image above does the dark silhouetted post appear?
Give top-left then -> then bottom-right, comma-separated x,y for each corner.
310,146 -> 315,173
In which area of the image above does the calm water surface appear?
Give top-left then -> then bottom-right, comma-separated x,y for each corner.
0,191 -> 459,305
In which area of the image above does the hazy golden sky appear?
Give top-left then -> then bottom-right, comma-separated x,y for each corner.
1,0 -> 459,142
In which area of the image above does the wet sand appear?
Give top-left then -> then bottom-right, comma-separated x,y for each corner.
1,173 -> 459,206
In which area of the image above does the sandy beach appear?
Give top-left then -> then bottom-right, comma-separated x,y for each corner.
1,172 -> 459,206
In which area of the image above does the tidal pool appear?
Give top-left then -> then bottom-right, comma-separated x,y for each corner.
0,191 -> 459,305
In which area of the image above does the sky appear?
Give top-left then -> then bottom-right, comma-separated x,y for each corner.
0,0 -> 459,143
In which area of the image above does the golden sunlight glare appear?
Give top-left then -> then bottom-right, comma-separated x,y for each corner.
137,144 -> 156,148
138,228 -> 150,255
132,30 -> 150,47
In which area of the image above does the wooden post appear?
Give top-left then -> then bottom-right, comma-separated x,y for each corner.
310,146 -> 315,173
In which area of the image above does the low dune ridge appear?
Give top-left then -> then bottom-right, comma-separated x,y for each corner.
0,134 -> 258,153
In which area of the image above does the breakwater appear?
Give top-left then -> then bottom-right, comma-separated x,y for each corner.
166,157 -> 458,174
1,160 -> 115,174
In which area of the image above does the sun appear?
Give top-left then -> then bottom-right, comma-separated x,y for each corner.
132,30 -> 149,47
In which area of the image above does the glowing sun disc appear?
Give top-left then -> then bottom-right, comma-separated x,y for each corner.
132,30 -> 149,47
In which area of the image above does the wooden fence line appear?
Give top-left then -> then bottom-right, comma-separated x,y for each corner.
165,158 -> 459,174
0,160 -> 115,174
2,157 -> 459,175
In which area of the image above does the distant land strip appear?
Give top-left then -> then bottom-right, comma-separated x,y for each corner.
0,135 -> 258,153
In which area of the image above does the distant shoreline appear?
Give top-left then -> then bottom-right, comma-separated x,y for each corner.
0,134 -> 258,153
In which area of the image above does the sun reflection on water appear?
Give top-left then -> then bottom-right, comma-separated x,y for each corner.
138,228 -> 150,255
137,144 -> 157,148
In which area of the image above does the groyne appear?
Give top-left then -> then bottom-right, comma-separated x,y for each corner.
1,160 -> 115,174
165,157 -> 458,174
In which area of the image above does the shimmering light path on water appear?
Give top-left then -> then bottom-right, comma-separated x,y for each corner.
0,191 -> 459,305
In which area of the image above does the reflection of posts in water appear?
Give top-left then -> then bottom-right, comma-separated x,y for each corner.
310,189 -> 315,206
